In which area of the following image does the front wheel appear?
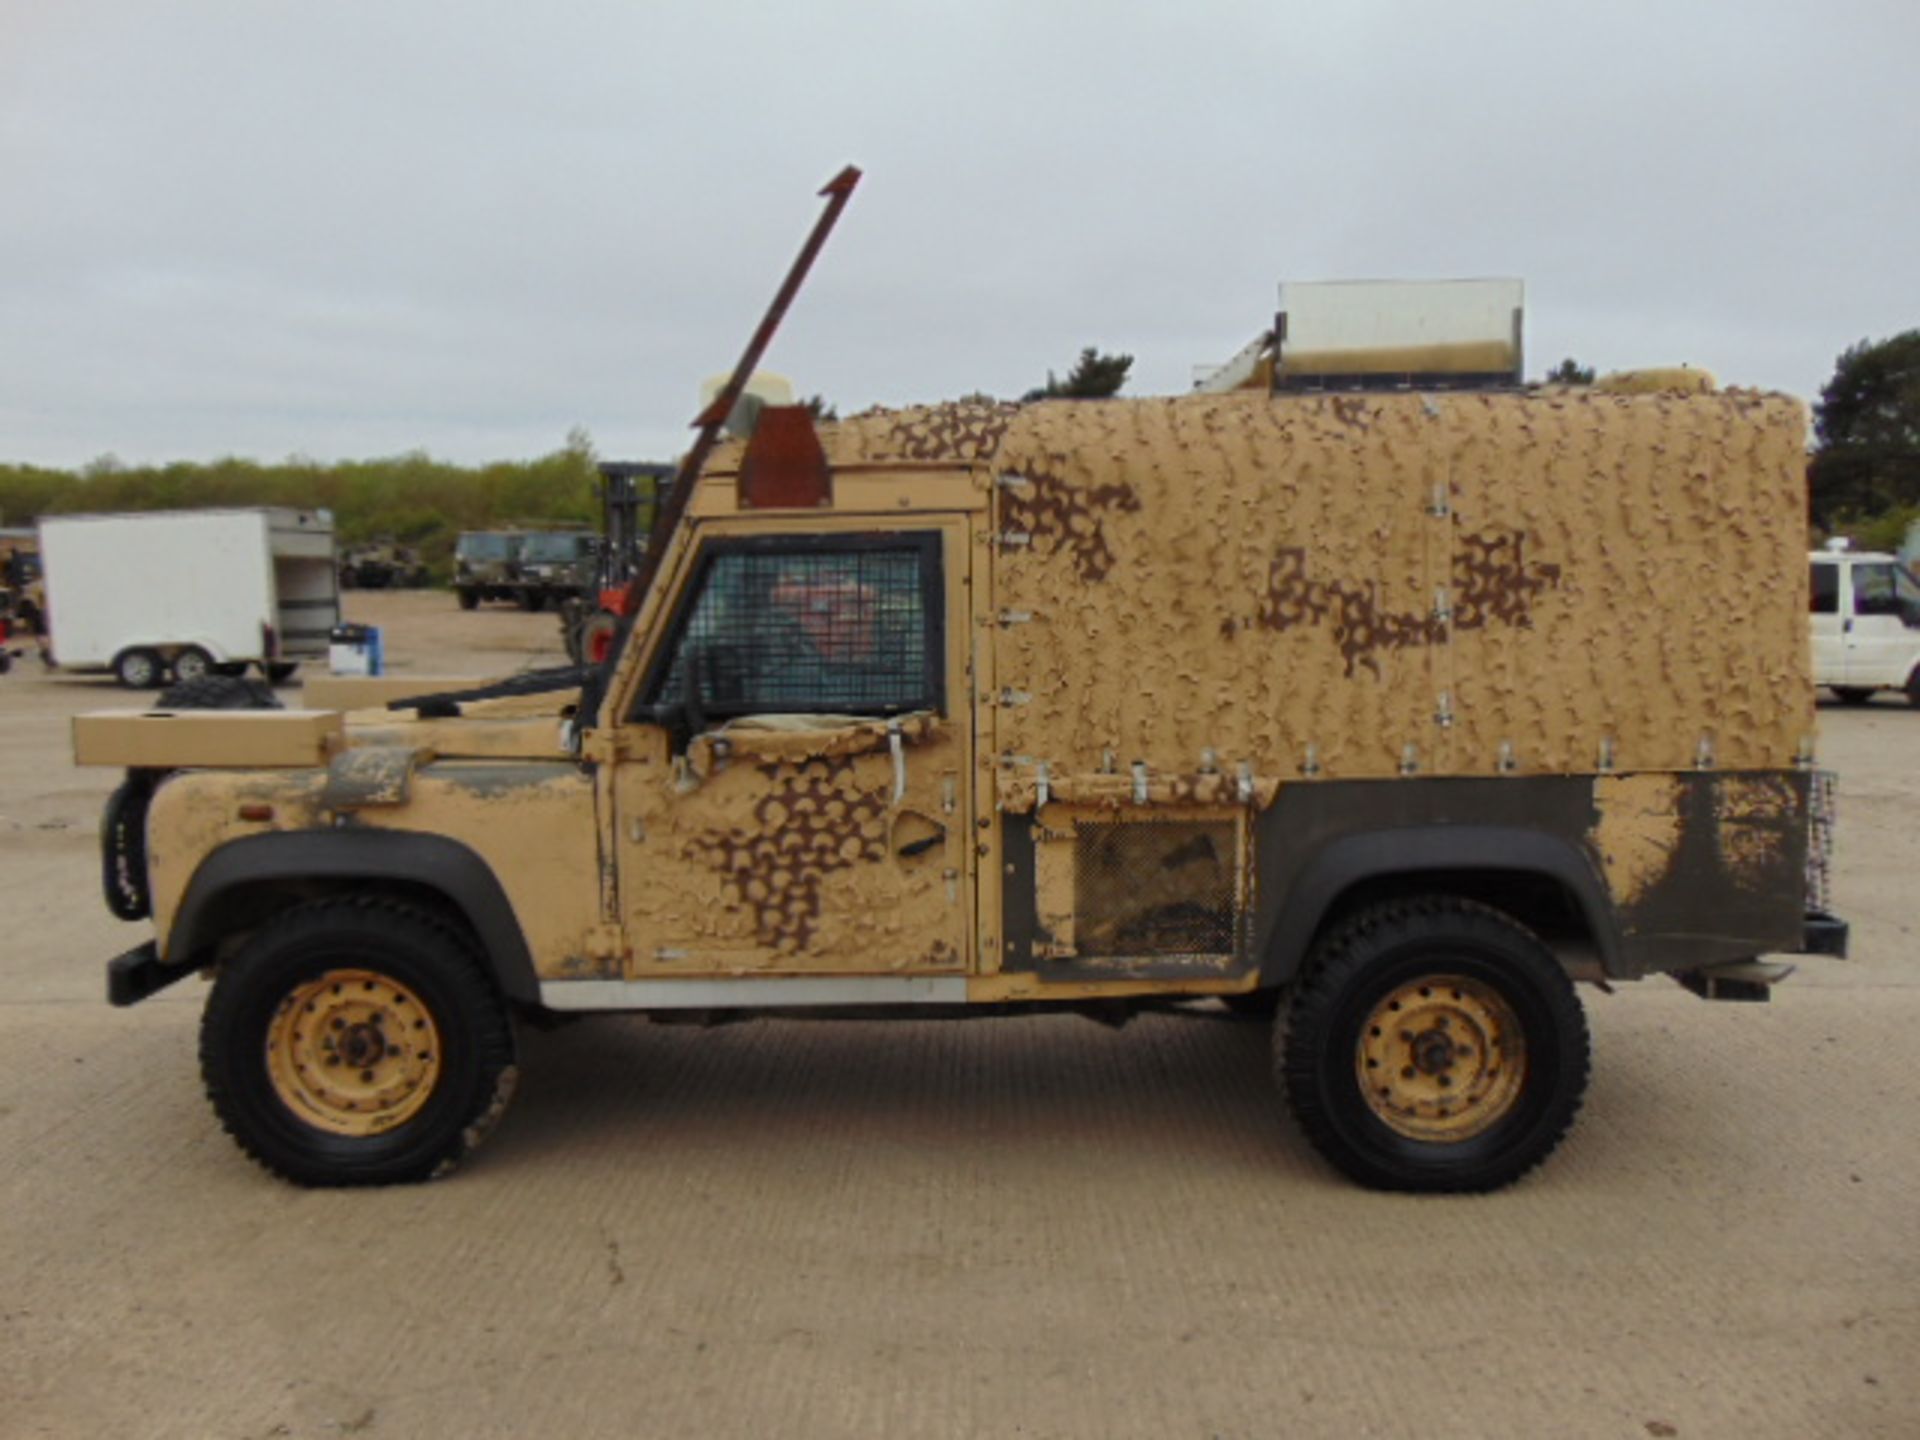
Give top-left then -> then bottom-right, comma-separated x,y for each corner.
112,646 -> 163,689
1832,687 -> 1875,706
1278,897 -> 1589,1193
199,898 -> 517,1187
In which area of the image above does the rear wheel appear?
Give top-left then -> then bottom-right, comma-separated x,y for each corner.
264,662 -> 299,684
1833,687 -> 1875,705
199,899 -> 517,1187
112,646 -> 163,689
169,645 -> 213,684
1278,896 -> 1589,1193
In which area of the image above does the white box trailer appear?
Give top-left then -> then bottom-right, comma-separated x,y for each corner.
39,508 -> 339,688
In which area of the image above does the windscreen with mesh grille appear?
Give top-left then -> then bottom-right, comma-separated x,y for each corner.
644,538 -> 941,720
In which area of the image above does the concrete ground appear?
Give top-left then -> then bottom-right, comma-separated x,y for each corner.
1,592 -> 1914,1439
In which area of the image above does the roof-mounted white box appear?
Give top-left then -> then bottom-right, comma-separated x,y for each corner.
1277,279 -> 1523,390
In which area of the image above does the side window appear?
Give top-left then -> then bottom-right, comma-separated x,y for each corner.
640,535 -> 942,724
1851,563 -> 1899,617
1810,562 -> 1839,615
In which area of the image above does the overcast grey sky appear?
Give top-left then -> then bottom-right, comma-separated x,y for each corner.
3,0 -> 1915,469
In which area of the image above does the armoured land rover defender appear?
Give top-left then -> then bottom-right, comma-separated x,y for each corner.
75,172 -> 1845,1192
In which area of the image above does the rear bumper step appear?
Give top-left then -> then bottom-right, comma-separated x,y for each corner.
107,942 -> 201,1007
1675,960 -> 1796,1003
1801,910 -> 1849,958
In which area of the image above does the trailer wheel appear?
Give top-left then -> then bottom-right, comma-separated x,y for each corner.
456,588 -> 478,611
1278,896 -> 1589,1193
519,590 -> 544,612
200,898 -> 518,1187
112,647 -> 163,689
170,645 -> 213,684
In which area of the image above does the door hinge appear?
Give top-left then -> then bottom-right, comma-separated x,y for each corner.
584,923 -> 628,961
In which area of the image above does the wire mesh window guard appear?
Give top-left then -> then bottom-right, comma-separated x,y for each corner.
646,541 -> 938,719
1073,821 -> 1240,957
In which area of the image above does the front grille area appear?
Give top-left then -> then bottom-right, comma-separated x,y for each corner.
1073,820 -> 1240,957
1807,769 -> 1837,914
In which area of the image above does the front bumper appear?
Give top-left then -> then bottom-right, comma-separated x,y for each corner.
107,941 -> 201,1007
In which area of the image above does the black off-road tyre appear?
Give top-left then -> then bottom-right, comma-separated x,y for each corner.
1278,896 -> 1589,1193
1221,988 -> 1283,1019
156,674 -> 283,710
200,898 -> 518,1187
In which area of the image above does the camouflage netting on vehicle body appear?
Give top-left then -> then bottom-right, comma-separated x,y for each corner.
804,388 -> 1812,784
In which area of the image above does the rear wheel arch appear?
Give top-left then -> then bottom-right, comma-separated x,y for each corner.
167,830 -> 540,1005
1255,827 -> 1617,987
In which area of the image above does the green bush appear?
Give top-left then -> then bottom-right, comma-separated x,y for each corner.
0,434 -> 609,586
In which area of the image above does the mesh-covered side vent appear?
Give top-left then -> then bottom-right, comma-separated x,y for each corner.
1073,821 -> 1239,957
1807,770 -> 1836,914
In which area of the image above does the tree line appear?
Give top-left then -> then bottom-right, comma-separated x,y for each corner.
0,432 -> 604,582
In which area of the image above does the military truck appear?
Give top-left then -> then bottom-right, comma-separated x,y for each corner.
512,529 -> 597,611
73,172 -> 1844,1193
454,529 -> 593,611
339,541 -> 430,591
451,530 -> 517,609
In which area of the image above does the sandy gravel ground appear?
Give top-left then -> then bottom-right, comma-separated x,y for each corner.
1,592 -> 1915,1439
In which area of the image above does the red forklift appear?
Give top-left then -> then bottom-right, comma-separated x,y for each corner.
559,461 -> 676,664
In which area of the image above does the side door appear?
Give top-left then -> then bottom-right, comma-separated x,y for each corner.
1843,559 -> 1920,688
611,520 -> 973,977
1809,558 -> 1844,686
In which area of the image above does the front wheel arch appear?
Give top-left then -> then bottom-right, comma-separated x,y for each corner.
166,830 -> 541,1005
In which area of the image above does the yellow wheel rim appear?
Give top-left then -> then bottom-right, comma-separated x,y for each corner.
1355,974 -> 1526,1142
265,969 -> 442,1137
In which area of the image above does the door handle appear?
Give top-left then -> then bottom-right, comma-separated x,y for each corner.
891,810 -> 946,859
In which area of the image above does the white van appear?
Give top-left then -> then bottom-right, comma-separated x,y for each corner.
1810,546 -> 1920,705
